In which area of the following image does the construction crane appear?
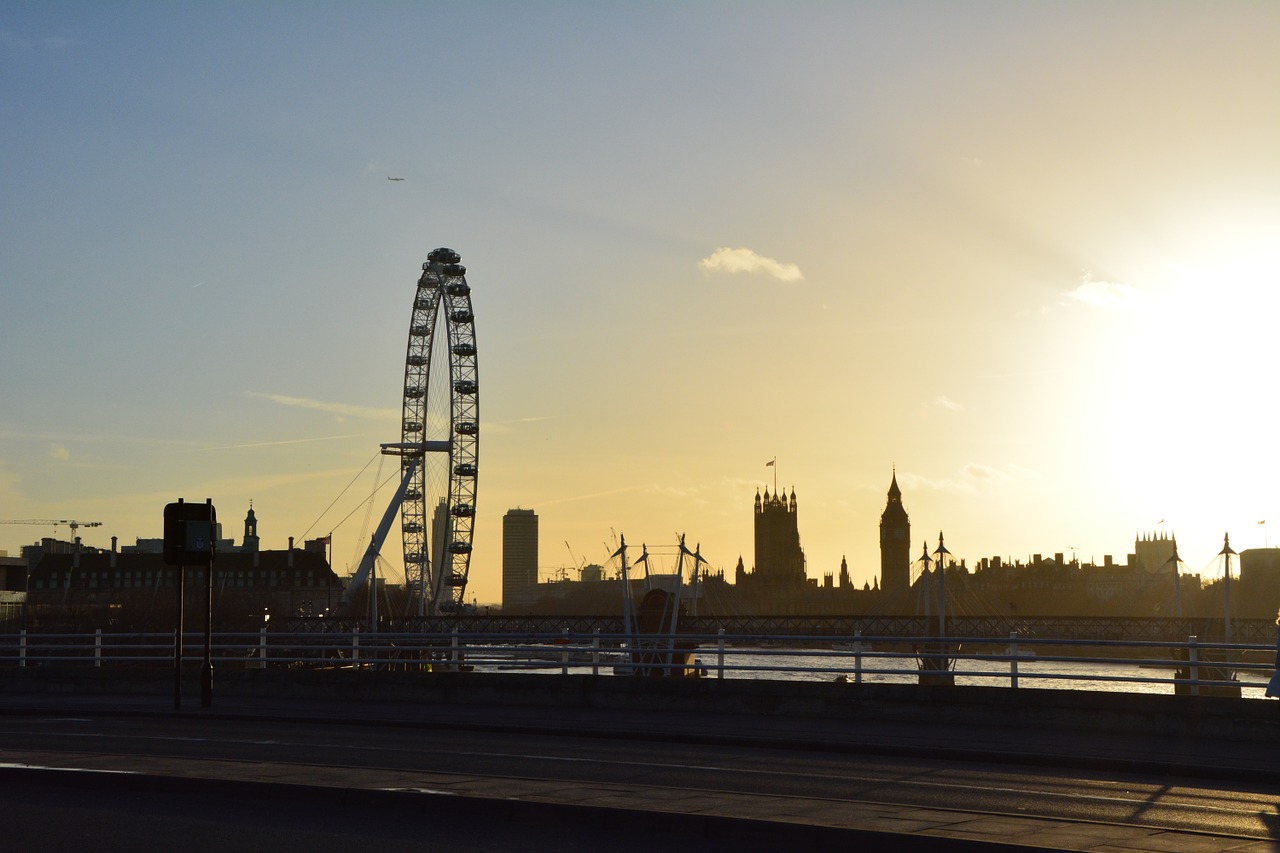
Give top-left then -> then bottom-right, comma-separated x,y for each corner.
564,540 -> 586,579
0,519 -> 103,539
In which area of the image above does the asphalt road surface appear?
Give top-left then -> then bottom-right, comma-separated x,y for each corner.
2,708 -> 1278,851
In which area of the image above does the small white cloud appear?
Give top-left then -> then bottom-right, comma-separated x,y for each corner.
48,443 -> 70,461
964,462 -> 995,480
934,395 -> 963,412
698,247 -> 803,283
364,159 -> 381,175
1063,273 -> 1144,310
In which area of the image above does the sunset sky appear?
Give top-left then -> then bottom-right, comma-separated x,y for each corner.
4,3 -> 1280,604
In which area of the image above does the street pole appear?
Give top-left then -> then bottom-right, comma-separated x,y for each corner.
1220,532 -> 1235,646
934,531 -> 950,641
174,562 -> 184,711
201,499 -> 215,708
163,497 -> 216,712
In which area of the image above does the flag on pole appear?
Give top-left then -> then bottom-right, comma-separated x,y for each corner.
765,459 -> 775,467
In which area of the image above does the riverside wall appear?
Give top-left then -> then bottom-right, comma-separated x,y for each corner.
0,667 -> 1275,745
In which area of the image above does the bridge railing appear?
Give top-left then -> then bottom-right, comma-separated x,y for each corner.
0,629 -> 1270,696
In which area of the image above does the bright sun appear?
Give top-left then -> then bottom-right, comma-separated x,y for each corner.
1134,238 -> 1279,524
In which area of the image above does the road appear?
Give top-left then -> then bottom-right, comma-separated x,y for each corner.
1,700 -> 1277,851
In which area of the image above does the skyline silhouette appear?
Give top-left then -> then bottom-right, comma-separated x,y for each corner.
4,5 -> 1280,605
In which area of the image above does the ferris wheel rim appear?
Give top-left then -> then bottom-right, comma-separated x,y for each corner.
398,247 -> 478,615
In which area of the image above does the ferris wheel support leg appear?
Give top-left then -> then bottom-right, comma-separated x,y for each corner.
340,459 -> 420,611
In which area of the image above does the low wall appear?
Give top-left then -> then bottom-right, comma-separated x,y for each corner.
0,666 -> 1274,744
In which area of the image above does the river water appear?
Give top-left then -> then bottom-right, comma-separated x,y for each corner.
713,649 -> 1271,698
470,645 -> 1274,699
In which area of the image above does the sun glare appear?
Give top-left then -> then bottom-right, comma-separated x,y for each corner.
1061,230 -> 1280,562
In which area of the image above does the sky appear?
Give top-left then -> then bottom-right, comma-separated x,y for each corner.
4,2 -> 1280,605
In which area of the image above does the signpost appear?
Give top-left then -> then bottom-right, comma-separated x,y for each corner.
163,499 -> 216,710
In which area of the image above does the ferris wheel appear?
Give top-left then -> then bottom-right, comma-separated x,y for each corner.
382,247 -> 478,615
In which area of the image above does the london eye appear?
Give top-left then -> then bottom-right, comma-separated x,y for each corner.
381,247 -> 479,615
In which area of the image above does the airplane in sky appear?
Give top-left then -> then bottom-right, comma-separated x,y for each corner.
388,176 -> 405,181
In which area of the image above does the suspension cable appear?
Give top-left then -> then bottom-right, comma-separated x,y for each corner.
295,450 -> 380,543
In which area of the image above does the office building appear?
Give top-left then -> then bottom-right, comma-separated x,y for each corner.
503,508 -> 538,609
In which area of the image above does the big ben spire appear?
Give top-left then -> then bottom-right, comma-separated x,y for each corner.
879,469 -> 910,602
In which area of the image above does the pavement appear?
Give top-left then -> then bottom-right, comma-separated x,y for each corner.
1,689 -> 1279,851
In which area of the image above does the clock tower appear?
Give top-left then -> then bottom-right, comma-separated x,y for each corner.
879,471 -> 910,600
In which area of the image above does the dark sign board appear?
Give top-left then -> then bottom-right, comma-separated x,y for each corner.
163,499 -> 216,566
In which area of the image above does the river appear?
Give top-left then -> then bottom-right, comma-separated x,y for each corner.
468,644 -> 1274,699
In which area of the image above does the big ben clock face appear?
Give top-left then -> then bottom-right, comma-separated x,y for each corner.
895,529 -> 904,539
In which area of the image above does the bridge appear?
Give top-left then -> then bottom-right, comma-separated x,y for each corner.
0,670 -> 1277,850
284,613 -> 1276,644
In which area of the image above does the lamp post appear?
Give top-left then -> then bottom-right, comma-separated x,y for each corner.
201,529 -> 214,708
1166,543 -> 1182,620
917,541 -> 932,622
934,531 -> 950,641
1220,532 -> 1236,645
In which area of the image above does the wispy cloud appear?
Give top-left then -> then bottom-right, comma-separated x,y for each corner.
248,392 -> 396,420
698,247 -> 803,283
898,471 -> 977,495
204,434 -> 366,451
481,415 -> 553,434
1062,273 -> 1144,310
47,443 -> 70,461
539,485 -> 651,507
899,462 -> 1037,495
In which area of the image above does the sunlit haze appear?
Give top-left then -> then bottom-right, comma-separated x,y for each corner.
4,3 -> 1280,602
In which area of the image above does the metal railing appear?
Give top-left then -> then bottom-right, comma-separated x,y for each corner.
0,629 -> 1270,696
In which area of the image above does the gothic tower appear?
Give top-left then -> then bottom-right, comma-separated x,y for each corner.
1134,531 -> 1177,575
753,487 -> 806,585
879,471 -> 910,598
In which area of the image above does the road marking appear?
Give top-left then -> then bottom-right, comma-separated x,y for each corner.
0,762 -> 137,775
